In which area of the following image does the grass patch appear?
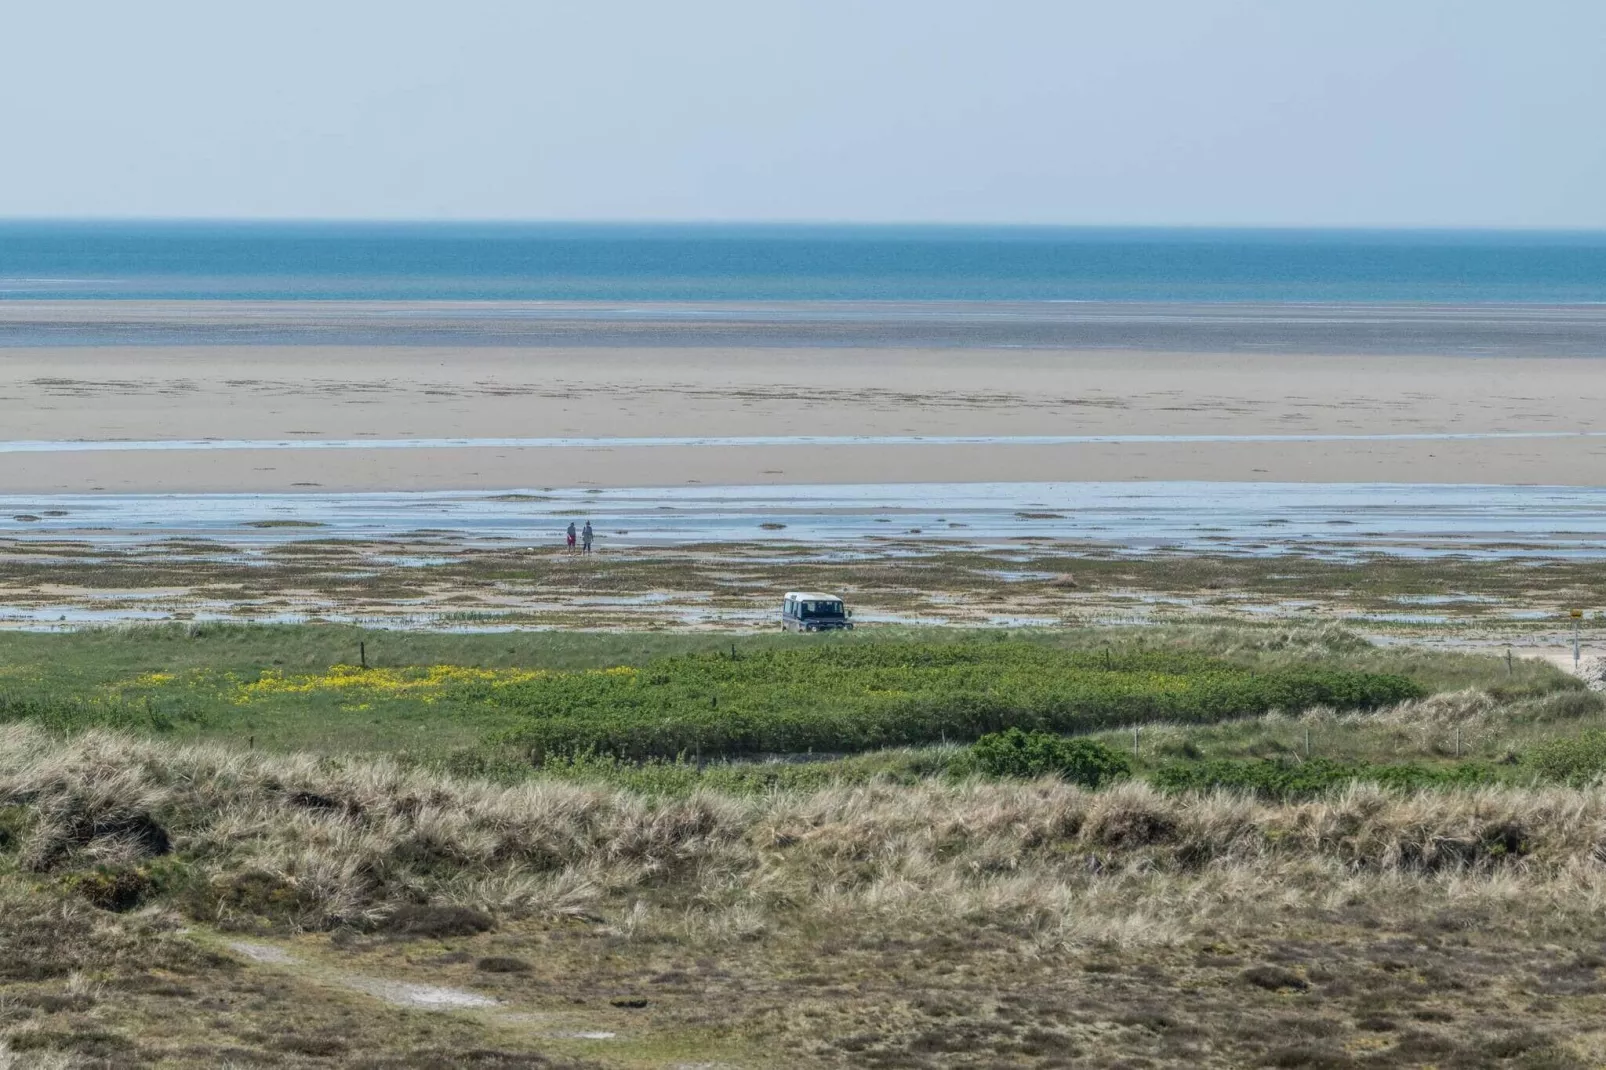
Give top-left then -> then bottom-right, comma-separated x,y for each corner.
1151,756 -> 1500,799
0,624 -> 1578,771
493,644 -> 1421,760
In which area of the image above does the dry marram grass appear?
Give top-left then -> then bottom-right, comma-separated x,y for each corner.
5,723 -> 1606,1066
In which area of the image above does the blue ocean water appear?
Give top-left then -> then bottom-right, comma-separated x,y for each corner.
2,222 -> 1605,303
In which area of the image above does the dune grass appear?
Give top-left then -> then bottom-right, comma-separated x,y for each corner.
3,720 -> 1606,1066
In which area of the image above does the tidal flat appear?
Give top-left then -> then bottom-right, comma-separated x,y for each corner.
3,534 -> 1603,654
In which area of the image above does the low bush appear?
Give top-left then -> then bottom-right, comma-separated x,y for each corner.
1151,757 -> 1497,799
63,865 -> 157,912
375,904 -> 496,938
1526,730 -> 1606,785
1242,965 -> 1308,991
476,956 -> 532,973
61,858 -> 193,913
964,728 -> 1131,787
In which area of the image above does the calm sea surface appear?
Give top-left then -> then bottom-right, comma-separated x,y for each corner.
3,222 -> 1606,303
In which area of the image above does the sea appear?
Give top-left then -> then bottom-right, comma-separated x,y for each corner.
5,222 -> 1606,351
6,222 -> 1606,561
3,222 -> 1605,304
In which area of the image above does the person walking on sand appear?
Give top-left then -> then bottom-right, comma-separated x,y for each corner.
566,521 -> 577,554
582,520 -> 594,554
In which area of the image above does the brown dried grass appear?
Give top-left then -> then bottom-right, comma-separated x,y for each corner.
5,722 -> 1606,950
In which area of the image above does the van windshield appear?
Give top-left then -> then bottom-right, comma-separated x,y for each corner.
799,600 -> 844,619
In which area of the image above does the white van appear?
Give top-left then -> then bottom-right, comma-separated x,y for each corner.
781,592 -> 853,633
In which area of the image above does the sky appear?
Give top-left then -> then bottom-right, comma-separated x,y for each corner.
3,0 -> 1604,226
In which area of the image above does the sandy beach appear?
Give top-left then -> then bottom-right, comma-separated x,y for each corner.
4,342 -> 1606,491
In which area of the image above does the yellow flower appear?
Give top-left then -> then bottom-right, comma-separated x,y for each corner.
118,662 -> 638,706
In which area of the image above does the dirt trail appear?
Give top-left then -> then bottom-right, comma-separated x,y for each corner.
225,940 -> 615,1037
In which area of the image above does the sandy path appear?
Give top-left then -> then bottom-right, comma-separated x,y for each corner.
5,345 -> 1606,490
224,940 -> 621,1041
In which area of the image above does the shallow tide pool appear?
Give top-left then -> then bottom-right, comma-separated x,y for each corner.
5,481 -> 1606,558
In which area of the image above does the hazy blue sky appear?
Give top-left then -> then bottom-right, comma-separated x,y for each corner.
4,1 -> 1603,225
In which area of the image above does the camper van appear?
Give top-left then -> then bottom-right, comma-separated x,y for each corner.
781,592 -> 853,633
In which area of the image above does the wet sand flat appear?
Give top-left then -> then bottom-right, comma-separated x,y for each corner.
6,300 -> 1606,354
9,481 -> 1606,555
5,342 -> 1606,490
10,438 -> 1606,492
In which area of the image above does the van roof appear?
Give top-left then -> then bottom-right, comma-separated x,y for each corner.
784,592 -> 843,602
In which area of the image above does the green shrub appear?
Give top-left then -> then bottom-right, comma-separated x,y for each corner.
967,728 -> 1131,786
495,643 -> 1423,761
1150,757 -> 1496,799
63,866 -> 157,912
60,858 -> 194,913
1526,731 -> 1606,785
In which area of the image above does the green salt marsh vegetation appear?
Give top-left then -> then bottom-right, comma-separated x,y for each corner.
0,622 -> 1483,753
0,621 -> 1590,789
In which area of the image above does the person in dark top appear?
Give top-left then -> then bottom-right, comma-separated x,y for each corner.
566,521 -> 577,553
